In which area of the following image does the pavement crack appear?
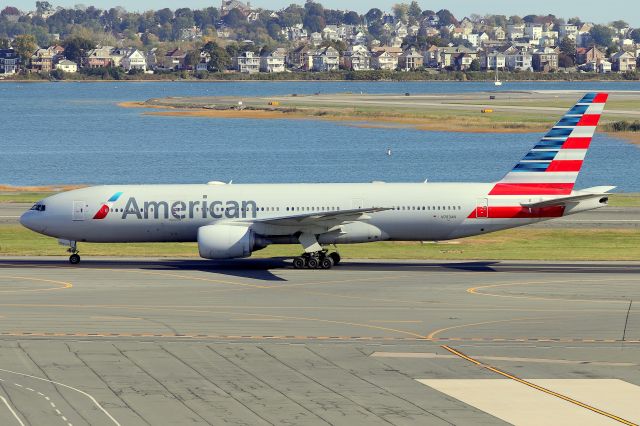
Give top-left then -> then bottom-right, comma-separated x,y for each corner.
259,345 -> 394,425
207,345 -> 331,425
16,341 -> 91,426
65,342 -> 150,426
159,343 -> 273,425
113,344 -> 213,426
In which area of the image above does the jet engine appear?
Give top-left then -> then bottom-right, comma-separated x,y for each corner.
198,224 -> 269,259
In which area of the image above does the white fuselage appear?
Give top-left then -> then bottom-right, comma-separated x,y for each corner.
19,182 -> 604,246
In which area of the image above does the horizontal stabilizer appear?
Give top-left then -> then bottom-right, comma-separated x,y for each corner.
520,186 -> 616,208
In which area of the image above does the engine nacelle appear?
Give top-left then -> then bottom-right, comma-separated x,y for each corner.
198,224 -> 268,259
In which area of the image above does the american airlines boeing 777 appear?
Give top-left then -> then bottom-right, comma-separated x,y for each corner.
20,93 -> 614,268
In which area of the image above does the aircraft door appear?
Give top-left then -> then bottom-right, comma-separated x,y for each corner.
73,201 -> 86,221
476,198 -> 488,218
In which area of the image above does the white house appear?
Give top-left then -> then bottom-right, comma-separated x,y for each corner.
525,24 -> 543,41
343,45 -> 371,71
312,46 -> 340,72
0,49 -> 19,74
260,51 -> 286,73
55,59 -> 78,73
121,49 -> 147,72
483,52 -> 507,70
234,51 -> 260,73
371,51 -> 398,70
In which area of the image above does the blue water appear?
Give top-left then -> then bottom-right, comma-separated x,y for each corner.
1,81 -> 639,191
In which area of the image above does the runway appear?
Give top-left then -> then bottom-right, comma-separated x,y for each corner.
0,258 -> 639,425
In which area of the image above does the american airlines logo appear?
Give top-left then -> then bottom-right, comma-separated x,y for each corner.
121,196 -> 258,220
93,192 -> 124,220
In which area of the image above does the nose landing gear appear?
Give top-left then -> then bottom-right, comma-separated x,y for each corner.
69,253 -> 81,265
59,239 -> 81,265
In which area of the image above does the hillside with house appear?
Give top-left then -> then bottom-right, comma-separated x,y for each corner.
0,1 -> 639,79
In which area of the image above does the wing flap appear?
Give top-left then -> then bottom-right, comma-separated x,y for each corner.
241,207 -> 390,227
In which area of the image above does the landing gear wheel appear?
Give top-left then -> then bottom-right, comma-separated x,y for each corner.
293,257 -> 306,269
320,257 -> 334,269
329,252 -> 341,265
307,257 -> 319,269
69,253 -> 81,265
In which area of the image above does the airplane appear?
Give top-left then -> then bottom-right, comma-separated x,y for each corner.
20,92 -> 614,269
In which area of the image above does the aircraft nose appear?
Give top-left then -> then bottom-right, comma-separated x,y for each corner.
20,211 -> 43,232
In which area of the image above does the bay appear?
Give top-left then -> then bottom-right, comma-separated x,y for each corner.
0,80 -> 638,191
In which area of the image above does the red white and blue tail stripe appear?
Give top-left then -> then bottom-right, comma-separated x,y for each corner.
490,92 -> 608,196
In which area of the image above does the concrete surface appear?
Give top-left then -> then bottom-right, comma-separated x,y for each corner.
0,258 -> 639,425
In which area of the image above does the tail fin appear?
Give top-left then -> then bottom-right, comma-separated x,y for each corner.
490,92 -> 608,196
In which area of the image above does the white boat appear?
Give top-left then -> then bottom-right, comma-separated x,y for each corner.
494,67 -> 502,86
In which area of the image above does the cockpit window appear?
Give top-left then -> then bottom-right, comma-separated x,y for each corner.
30,204 -> 46,212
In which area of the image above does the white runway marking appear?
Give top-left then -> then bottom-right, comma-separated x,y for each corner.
418,379 -> 640,426
0,396 -> 25,426
0,367 -> 121,426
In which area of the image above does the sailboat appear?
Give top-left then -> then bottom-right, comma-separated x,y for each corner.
494,66 -> 503,86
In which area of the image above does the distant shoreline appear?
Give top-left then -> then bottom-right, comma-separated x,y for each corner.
2,79 -> 640,84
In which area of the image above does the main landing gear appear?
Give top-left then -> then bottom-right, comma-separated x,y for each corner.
293,250 -> 341,269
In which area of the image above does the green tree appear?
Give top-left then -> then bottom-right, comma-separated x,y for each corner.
610,20 -> 628,30
344,11 -> 360,25
206,43 -> 231,71
0,38 -> 11,49
469,59 -> 480,71
63,36 -> 95,62
223,8 -> 244,27
12,34 -> 37,65
630,29 -> 640,43
35,1 -> 52,16
590,24 -> 615,47
184,50 -> 201,69
365,8 -> 383,23
606,44 -> 619,57
408,1 -> 422,20
392,3 -> 409,23
436,9 -> 458,26
303,14 -> 325,33
508,15 -> 523,24
559,37 -> 576,60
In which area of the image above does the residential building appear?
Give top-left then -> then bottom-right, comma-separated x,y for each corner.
532,47 -> 559,72
85,47 -> 113,68
121,49 -> 147,72
342,45 -> 371,71
525,24 -> 543,41
559,24 -> 578,40
576,46 -> 604,65
0,49 -> 19,74
287,45 -> 312,70
259,50 -> 285,73
31,48 -> 54,72
234,51 -> 260,73
162,48 -> 187,70
371,50 -> 398,70
398,47 -> 424,71
483,51 -> 506,70
310,32 -> 323,46
55,59 -> 78,73
504,47 -> 533,71
507,24 -> 525,40
611,51 -> 636,72
312,46 -> 340,72
221,0 -> 251,16
492,27 -> 506,41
